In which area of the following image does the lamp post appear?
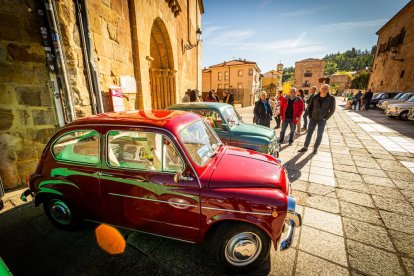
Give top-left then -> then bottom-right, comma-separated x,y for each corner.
183,28 -> 202,51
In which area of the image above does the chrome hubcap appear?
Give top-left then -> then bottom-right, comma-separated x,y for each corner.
224,232 -> 262,266
49,199 -> 72,225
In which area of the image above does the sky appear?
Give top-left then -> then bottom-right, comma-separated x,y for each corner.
201,0 -> 410,72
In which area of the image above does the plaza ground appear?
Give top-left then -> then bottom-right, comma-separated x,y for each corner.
1,98 -> 414,275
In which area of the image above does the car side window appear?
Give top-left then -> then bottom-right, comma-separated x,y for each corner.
52,130 -> 100,165
191,110 -> 224,129
107,130 -> 183,172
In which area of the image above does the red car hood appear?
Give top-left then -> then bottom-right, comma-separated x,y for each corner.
208,147 -> 288,194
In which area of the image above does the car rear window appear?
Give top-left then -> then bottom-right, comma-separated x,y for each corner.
52,130 -> 100,165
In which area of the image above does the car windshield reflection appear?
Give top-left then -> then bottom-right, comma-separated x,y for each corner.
180,120 -> 222,166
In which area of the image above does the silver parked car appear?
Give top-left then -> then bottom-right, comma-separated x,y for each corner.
386,96 -> 414,120
379,93 -> 414,111
377,93 -> 403,109
408,107 -> 414,121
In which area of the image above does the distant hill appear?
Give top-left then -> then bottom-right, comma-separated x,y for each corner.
323,46 -> 377,75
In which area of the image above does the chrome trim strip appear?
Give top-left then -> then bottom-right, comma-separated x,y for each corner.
201,206 -> 273,216
108,192 -> 198,208
83,219 -> 196,244
140,218 -> 199,230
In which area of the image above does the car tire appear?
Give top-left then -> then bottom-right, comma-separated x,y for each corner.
399,111 -> 408,121
369,104 -> 376,109
43,197 -> 79,230
211,222 -> 271,273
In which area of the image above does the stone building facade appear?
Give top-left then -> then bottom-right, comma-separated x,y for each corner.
262,64 -> 283,94
369,1 -> 414,93
294,58 -> 325,94
0,0 -> 203,190
328,73 -> 351,94
202,59 -> 261,105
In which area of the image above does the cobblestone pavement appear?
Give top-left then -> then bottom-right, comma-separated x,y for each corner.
1,98 -> 414,275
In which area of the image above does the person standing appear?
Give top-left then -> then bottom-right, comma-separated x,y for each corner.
205,91 -> 218,102
363,88 -> 373,110
182,89 -> 191,103
270,91 -> 282,129
223,90 -> 234,105
352,90 -> 363,110
296,89 -> 305,134
278,88 -> 304,145
254,91 -> 272,127
302,86 -> 317,131
298,84 -> 336,154
212,89 -> 220,102
189,90 -> 201,102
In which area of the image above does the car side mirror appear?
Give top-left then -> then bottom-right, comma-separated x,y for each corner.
221,124 -> 229,131
174,170 -> 194,183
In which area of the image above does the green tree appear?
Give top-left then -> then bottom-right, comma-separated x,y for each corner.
282,66 -> 294,82
324,60 -> 338,75
351,70 -> 370,89
323,46 -> 375,73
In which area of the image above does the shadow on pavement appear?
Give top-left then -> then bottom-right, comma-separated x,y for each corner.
0,203 -> 272,275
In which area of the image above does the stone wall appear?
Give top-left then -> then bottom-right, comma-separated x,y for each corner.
0,0 -> 203,190
0,1 -> 58,189
369,1 -> 414,92
56,0 -> 135,114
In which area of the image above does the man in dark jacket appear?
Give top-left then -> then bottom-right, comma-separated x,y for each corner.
302,86 -> 317,131
298,84 -> 336,154
223,90 -> 234,105
352,90 -> 363,110
363,88 -> 373,110
254,91 -> 272,127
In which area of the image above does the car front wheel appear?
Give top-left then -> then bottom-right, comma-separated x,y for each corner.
212,223 -> 270,273
399,111 -> 408,120
43,197 -> 79,230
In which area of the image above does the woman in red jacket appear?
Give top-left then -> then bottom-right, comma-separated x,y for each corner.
278,88 -> 304,145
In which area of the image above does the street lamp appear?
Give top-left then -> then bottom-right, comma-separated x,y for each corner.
183,28 -> 202,51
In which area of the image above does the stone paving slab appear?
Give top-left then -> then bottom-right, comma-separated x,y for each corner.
0,98 -> 414,275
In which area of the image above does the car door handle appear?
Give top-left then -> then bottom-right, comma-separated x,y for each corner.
95,172 -> 113,177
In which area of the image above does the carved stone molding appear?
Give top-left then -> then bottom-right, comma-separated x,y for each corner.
165,0 -> 182,17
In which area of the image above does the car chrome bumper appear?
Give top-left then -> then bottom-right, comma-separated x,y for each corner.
279,196 -> 302,251
386,111 -> 399,116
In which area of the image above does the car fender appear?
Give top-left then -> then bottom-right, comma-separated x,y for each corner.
34,178 -> 80,207
200,210 -> 286,244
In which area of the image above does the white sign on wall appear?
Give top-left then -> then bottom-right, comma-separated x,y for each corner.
120,75 -> 137,93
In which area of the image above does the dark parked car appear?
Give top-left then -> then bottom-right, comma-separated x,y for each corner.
167,102 -> 279,157
21,110 -> 300,272
369,92 -> 399,109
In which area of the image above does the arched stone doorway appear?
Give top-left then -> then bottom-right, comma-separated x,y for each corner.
149,18 -> 176,109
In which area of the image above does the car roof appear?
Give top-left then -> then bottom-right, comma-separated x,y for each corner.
66,110 -> 200,129
167,102 -> 233,112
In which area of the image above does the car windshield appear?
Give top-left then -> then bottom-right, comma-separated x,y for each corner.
222,107 -> 240,127
408,96 -> 414,103
393,93 -> 403,99
372,93 -> 383,99
401,93 -> 413,100
180,119 -> 222,166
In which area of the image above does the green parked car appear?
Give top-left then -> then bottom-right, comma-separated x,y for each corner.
167,102 -> 280,157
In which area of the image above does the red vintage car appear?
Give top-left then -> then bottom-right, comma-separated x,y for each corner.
21,110 -> 301,272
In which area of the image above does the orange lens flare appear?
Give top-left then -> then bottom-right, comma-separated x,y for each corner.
95,224 -> 126,255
